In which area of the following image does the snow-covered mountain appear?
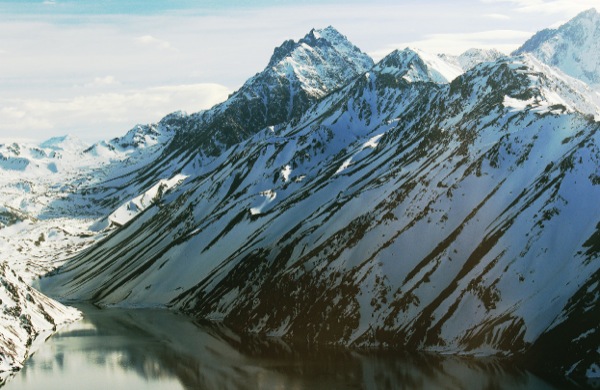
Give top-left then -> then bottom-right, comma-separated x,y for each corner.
0,27 -> 377,384
55,27 -> 376,226
375,48 -> 463,84
31,11 -> 600,386
2,10 -> 600,387
514,8 -> 600,88
0,125 -> 176,221
373,47 -> 504,86
0,136 -> 85,175
165,26 -> 374,158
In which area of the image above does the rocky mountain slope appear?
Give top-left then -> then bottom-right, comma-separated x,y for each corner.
37,27 -> 375,228
0,262 -> 79,384
164,26 -> 374,158
28,11 -> 600,387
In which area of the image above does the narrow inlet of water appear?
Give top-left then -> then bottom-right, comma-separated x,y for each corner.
4,304 -> 563,389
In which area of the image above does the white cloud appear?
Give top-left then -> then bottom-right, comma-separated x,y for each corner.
485,13 -> 511,20
0,106 -> 26,120
0,106 -> 54,133
0,83 -> 230,142
371,29 -> 533,57
135,35 -> 174,51
84,76 -> 119,88
480,0 -> 598,15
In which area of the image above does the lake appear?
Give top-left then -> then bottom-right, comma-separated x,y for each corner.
4,304 -> 561,389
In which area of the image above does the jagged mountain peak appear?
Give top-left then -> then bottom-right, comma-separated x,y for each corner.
241,25 -> 374,100
251,27 -> 373,99
162,26 -> 373,158
374,47 -> 463,84
515,8 -> 600,54
513,8 -> 600,86
267,25 -> 373,74
268,26 -> 346,66
298,25 -> 355,51
571,7 -> 600,22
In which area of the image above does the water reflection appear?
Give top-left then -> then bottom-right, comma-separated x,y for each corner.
5,305 -> 560,389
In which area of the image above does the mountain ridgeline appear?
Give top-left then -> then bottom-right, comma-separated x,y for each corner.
513,8 -> 600,86
38,12 -> 600,385
166,26 -> 374,157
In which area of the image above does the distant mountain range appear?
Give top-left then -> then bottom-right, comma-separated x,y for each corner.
1,8 -> 599,386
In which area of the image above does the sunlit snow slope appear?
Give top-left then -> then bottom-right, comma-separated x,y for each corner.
514,8 -> 600,88
36,13 -> 600,385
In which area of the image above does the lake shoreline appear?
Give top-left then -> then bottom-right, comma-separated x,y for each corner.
4,303 -> 567,389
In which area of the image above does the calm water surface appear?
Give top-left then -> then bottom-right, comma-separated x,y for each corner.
5,305 -> 561,389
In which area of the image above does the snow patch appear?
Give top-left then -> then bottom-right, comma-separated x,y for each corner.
250,190 -> 277,216
413,48 -> 463,83
109,174 -> 187,227
363,134 -> 384,149
587,363 -> 600,378
573,328 -> 596,342
335,158 -> 353,175
281,165 -> 292,182
503,96 -> 536,111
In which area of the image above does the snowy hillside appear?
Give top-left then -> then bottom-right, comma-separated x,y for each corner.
0,261 -> 79,384
38,12 -> 600,386
0,123 -> 176,219
514,8 -> 600,87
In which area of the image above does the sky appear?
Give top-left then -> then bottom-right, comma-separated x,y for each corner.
0,0 -> 598,143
